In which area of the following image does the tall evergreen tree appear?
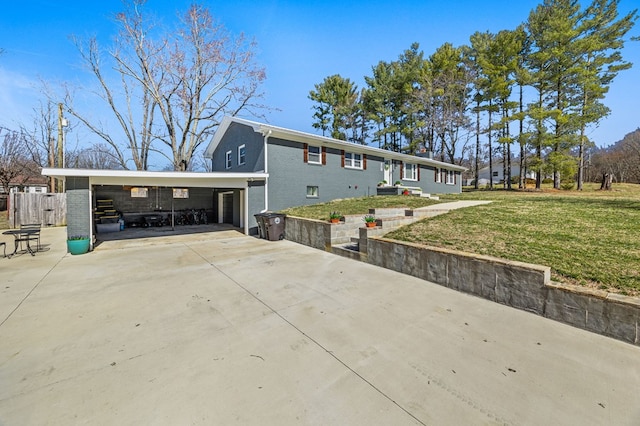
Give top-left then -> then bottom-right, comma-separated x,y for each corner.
573,0 -> 637,189
309,74 -> 359,140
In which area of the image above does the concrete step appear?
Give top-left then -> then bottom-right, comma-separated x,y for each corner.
369,207 -> 409,218
330,243 -> 363,261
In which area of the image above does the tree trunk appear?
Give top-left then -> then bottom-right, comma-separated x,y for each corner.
600,173 -> 612,190
488,100 -> 493,190
518,84 -> 525,189
474,99 -> 480,190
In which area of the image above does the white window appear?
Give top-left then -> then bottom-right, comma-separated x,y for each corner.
435,167 -> 442,183
306,186 -> 319,198
403,163 -> 418,181
225,150 -> 232,169
446,170 -> 455,185
238,145 -> 246,165
308,145 -> 321,164
344,152 -> 362,169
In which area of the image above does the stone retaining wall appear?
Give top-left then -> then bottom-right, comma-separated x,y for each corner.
367,237 -> 640,346
284,215 -> 640,346
284,216 -> 330,250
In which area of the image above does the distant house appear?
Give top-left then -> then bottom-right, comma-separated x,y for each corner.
204,116 -> 466,216
476,160 -> 536,185
5,175 -> 49,194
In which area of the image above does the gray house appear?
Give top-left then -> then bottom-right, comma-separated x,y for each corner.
205,116 -> 465,231
41,117 -> 465,247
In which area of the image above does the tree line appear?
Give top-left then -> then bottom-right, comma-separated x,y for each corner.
309,0 -> 638,190
1,0 -> 266,182
587,128 -> 640,184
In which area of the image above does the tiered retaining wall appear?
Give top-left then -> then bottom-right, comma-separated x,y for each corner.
284,215 -> 640,346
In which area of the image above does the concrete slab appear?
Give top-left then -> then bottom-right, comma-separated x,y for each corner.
1,227 -> 640,425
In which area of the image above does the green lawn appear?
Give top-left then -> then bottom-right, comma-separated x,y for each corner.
284,183 -> 640,295
280,195 -> 442,221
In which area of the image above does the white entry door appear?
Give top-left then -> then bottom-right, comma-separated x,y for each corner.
384,160 -> 393,185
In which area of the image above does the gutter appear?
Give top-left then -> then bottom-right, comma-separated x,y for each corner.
261,129 -> 272,212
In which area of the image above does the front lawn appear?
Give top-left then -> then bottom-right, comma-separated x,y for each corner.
282,184 -> 640,295
390,183 -> 640,295
280,195 -> 441,221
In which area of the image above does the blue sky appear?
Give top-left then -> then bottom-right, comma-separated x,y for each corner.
1,0 -> 639,164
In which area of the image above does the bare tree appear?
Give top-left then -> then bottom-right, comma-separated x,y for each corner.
71,0 -> 267,171
67,143 -> 124,169
0,127 -> 38,194
69,34 -> 152,170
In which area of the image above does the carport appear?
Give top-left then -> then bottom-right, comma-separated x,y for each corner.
41,168 -> 268,249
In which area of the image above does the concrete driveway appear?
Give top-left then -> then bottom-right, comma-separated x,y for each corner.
1,227 -> 640,425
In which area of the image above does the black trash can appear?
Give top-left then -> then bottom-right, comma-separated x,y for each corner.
254,213 -> 268,239
263,213 -> 286,241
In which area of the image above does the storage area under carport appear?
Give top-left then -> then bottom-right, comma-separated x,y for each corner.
92,185 -> 253,240
40,168 -> 268,249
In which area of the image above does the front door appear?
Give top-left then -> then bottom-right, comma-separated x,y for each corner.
218,191 -> 234,224
384,160 -> 393,185
222,193 -> 234,223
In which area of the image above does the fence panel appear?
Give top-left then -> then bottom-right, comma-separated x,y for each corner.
8,193 -> 67,228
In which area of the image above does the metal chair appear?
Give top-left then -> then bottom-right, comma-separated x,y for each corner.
19,223 -> 41,252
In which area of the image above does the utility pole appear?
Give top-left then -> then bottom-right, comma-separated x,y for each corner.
56,103 -> 67,192
49,137 -> 55,192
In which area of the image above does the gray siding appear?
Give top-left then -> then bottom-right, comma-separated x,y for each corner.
266,138 -> 384,211
212,122 -> 265,172
392,161 -> 462,194
66,177 -> 91,239
210,122 -> 463,213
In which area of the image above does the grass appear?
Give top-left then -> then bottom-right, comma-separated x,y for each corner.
389,183 -> 640,295
280,195 -> 441,221
283,183 -> 640,295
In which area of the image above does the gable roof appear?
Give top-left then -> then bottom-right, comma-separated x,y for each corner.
205,116 -> 466,172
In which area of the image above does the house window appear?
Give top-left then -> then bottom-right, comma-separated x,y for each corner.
435,167 -> 442,183
238,145 -> 246,166
225,150 -> 232,169
308,145 -> 321,164
306,186 -> 319,198
492,171 -> 499,177
403,163 -> 418,181
446,170 -> 455,185
344,152 -> 363,169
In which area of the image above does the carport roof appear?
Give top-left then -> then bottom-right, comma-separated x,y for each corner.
41,168 -> 268,188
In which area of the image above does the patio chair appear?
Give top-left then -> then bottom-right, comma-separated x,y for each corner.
19,223 -> 41,252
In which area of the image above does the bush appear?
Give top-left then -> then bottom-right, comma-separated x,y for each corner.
561,181 -> 575,190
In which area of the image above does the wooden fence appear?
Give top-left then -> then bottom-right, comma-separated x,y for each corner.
7,193 -> 67,228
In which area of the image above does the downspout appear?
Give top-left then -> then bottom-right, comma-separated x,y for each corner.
88,178 -> 94,250
244,182 -> 249,235
262,129 -> 272,212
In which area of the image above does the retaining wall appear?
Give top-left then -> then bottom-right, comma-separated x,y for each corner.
284,215 -> 640,346
284,216 -> 331,250
367,237 -> 640,346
